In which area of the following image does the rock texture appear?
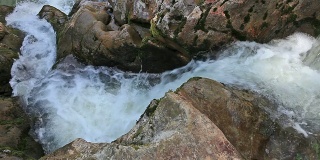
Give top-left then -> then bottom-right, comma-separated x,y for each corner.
41,78 -> 320,159
0,97 -> 44,160
56,1 -> 190,73
38,5 -> 68,33
0,5 -> 24,96
152,0 -> 320,55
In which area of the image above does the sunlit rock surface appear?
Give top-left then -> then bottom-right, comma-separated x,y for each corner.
41,78 -> 320,159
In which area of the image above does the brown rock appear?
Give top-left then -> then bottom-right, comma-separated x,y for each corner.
0,22 -> 7,40
38,5 -> 68,33
176,78 -> 320,159
0,5 -> 14,25
0,97 -> 44,159
57,1 -> 190,73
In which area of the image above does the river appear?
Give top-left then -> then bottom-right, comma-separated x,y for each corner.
5,0 -> 320,153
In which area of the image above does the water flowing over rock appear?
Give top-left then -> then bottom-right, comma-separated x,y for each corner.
0,5 -> 24,96
41,78 -> 320,159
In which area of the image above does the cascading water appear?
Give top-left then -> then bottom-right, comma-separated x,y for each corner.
6,0 -> 320,154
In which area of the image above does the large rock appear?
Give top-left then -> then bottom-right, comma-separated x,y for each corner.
0,5 -> 24,96
38,5 -> 68,33
0,97 -> 44,159
41,78 -> 320,159
152,0 -> 320,55
56,1 -> 189,73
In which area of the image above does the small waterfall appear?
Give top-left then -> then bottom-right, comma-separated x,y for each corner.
6,0 -> 320,154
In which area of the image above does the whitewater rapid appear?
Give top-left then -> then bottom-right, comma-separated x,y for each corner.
6,0 -> 320,154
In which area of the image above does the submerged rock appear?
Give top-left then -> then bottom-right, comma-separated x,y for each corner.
41,78 -> 320,159
0,97 -> 44,159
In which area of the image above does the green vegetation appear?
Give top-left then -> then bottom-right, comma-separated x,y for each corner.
194,7 -> 211,32
260,22 -> 269,29
244,14 -> 251,24
263,11 -> 268,20
132,126 -> 144,139
145,100 -> 159,117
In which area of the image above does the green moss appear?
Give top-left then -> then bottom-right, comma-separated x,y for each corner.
244,14 -> 250,24
145,100 -> 159,117
225,19 -> 247,41
194,7 -> 210,32
286,14 -> 297,24
295,153 -> 303,160
195,0 -> 205,5
240,24 -> 245,30
174,17 -> 187,36
132,126 -> 144,139
131,145 -> 140,150
150,19 -> 164,38
312,143 -> 320,158
0,117 -> 24,125
213,7 -> 217,12
281,2 -> 298,15
0,146 -> 36,160
248,6 -> 254,13
223,11 -> 230,19
260,22 -> 269,29
220,0 -> 229,6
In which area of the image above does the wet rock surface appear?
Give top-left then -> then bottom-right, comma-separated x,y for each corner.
56,1 -> 189,73
38,5 -> 68,33
0,5 -> 24,96
0,97 -> 44,160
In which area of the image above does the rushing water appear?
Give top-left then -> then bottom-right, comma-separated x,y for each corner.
6,0 -> 320,154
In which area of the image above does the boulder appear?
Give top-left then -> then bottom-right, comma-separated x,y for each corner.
56,1 -> 190,73
42,78 -> 320,159
0,5 -> 24,96
0,97 -> 44,159
152,0 -> 320,55
38,5 -> 68,33
177,78 -> 320,159
0,5 -> 13,25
